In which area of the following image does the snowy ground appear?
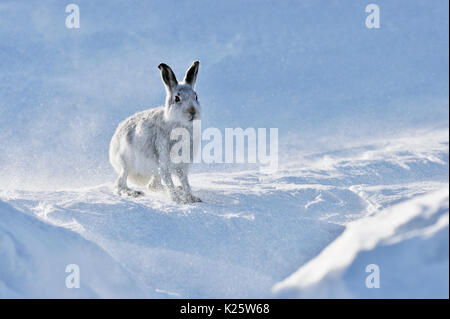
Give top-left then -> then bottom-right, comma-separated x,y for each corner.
0,129 -> 448,298
273,187 -> 449,298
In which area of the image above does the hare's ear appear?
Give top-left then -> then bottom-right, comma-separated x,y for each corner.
183,61 -> 199,88
158,63 -> 178,92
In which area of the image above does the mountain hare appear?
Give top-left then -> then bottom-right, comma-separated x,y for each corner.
109,61 -> 202,203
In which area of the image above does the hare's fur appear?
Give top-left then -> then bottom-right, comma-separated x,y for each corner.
109,61 -> 202,203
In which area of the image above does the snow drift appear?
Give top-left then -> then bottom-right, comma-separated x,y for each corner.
0,200 -> 145,298
273,187 -> 449,298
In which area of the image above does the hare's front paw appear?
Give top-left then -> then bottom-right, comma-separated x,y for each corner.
169,189 -> 184,204
184,194 -> 202,203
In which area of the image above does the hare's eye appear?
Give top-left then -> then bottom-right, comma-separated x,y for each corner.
174,96 -> 180,103
194,93 -> 198,101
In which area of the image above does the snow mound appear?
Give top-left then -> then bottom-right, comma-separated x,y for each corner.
273,187 -> 449,298
0,200 -> 146,298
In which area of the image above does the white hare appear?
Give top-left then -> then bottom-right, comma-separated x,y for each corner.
109,61 -> 202,203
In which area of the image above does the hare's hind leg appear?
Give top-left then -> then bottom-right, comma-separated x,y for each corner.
147,174 -> 164,192
114,158 -> 143,197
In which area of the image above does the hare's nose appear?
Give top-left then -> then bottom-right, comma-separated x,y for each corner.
188,106 -> 196,115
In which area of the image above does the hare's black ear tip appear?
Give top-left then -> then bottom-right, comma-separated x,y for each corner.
158,63 -> 167,70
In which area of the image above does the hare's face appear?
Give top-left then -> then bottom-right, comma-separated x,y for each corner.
165,84 -> 201,125
158,61 -> 201,126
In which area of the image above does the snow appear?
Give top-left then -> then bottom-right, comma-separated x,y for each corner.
1,130 -> 448,298
0,0 -> 448,298
273,187 -> 449,298
0,199 -> 146,298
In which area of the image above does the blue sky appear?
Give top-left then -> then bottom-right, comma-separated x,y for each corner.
0,0 -> 448,188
